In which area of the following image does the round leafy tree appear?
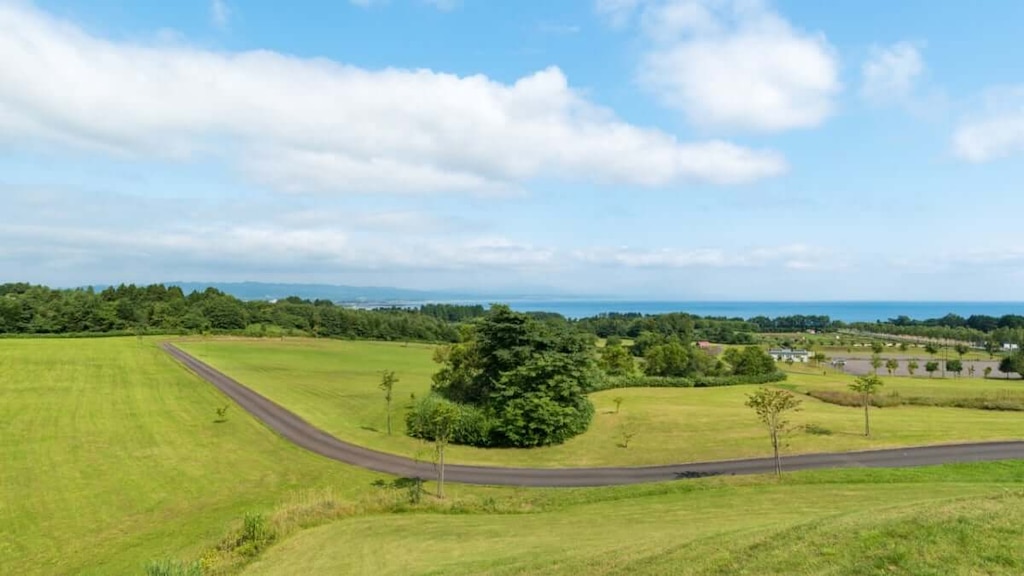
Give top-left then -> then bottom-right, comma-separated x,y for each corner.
422,305 -> 598,447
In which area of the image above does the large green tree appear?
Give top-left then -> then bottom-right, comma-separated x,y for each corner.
598,343 -> 635,376
723,346 -> 776,376
429,306 -> 598,448
643,340 -> 691,377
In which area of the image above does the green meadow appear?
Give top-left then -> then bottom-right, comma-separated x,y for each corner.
0,338 -> 384,575
4,336 -> 1024,575
244,472 -> 1024,575
180,338 -> 1024,467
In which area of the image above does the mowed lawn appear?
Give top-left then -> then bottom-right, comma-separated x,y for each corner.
181,338 -> 1024,468
243,462 -> 1024,576
0,337 -> 384,575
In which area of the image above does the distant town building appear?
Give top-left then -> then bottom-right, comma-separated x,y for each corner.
1003,343 -> 1020,351
769,348 -> 810,363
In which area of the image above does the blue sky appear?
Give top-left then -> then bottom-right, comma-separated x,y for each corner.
2,0 -> 1024,299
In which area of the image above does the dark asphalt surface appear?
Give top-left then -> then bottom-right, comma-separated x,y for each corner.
162,343 -> 1024,487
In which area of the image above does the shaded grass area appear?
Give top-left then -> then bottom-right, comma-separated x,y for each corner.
0,337 -> 385,575
181,338 -> 1024,468
242,461 -> 1024,576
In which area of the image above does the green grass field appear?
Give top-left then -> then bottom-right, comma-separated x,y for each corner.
243,462 -> 1024,575
783,367 -> 1024,398
5,336 -> 1024,575
0,337 -> 387,575
179,338 -> 1024,467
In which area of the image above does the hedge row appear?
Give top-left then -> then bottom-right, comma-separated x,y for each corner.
593,371 -> 787,391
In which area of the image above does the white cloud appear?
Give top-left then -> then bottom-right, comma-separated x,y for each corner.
210,0 -> 231,29
952,87 -> 1024,162
574,243 -> 837,270
0,221 -> 558,273
610,0 -> 840,132
0,4 -> 785,194
861,42 -> 923,105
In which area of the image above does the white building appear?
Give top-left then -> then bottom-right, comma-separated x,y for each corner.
769,348 -> 810,363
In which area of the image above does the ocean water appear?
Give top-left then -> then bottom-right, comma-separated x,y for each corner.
486,301 -> 1024,322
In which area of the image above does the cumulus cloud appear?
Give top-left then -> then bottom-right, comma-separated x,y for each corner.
603,0 -> 840,132
860,42 -> 923,105
952,87 -> 1024,162
0,4 -> 785,193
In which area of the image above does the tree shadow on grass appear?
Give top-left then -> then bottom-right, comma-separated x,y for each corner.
360,425 -> 379,432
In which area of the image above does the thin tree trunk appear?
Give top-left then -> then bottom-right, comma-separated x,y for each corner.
386,400 -> 392,435
772,430 -> 781,477
863,395 -> 870,437
437,445 -> 445,498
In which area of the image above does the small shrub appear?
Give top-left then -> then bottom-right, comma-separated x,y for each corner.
617,422 -> 637,448
225,512 -> 275,558
214,405 -> 229,422
405,393 -> 496,446
802,423 -> 833,436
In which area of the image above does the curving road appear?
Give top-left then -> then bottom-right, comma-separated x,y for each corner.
162,343 -> 1024,487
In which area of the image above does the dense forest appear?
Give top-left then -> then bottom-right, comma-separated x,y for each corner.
0,283 -> 465,342
2,283 -> 1021,348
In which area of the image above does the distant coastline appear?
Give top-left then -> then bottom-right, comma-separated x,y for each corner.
343,300 -> 1024,323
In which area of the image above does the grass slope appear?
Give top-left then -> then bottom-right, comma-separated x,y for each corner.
180,338 -> 1024,467
0,338 -> 383,575
243,462 -> 1024,576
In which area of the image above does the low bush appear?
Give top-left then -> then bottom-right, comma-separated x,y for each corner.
228,512 -> 275,558
405,393 -> 496,447
802,423 -> 833,435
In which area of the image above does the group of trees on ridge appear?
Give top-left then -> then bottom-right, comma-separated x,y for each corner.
3,283 -> 1022,351
0,283 -> 466,342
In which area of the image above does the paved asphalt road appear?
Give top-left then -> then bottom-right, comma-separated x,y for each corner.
162,343 -> 1024,487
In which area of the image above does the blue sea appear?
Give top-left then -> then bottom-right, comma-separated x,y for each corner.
478,301 -> 1024,322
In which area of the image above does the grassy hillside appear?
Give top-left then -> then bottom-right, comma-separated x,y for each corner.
0,338 -> 385,575
180,338 -> 1024,467
243,462 -> 1024,575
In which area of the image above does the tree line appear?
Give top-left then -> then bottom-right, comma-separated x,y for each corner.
0,283 -> 463,342
9,282 -> 1019,352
